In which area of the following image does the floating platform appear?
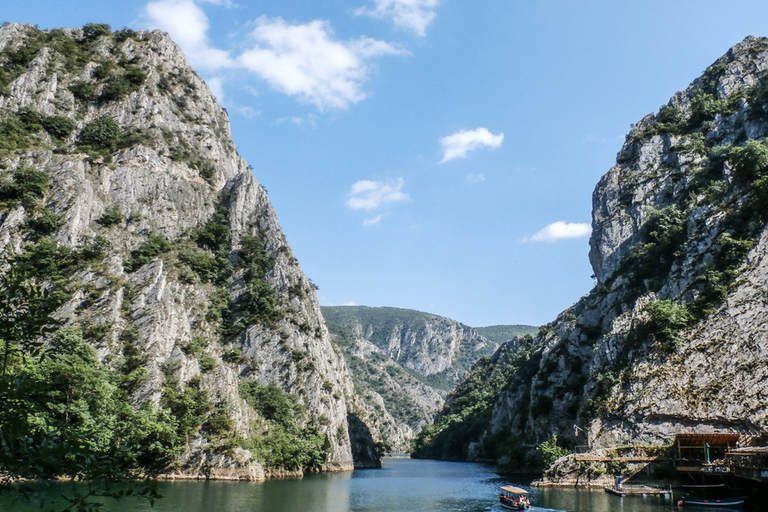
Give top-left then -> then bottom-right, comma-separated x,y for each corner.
604,484 -> 672,497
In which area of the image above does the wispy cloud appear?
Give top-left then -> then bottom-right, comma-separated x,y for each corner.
522,221 -> 591,243
275,114 -> 317,128
144,2 -> 407,111
144,0 -> 234,71
356,0 -> 439,37
465,173 -> 486,184
439,127 -> 504,163
238,16 -> 406,110
346,178 -> 409,225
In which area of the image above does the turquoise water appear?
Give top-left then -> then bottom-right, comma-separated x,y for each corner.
0,458 -> 677,511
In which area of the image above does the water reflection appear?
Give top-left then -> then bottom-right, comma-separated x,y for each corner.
0,458 -> 677,512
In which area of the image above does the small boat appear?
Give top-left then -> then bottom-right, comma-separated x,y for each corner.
499,485 -> 530,510
677,497 -> 746,508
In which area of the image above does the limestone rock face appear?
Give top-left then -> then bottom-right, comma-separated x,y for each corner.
327,319 -> 445,453
417,36 -> 768,470
0,24 -> 368,476
322,305 -> 498,381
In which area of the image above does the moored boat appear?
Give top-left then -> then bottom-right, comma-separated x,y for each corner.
677,496 -> 746,508
499,485 -> 530,510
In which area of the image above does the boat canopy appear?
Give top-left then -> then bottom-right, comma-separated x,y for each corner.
500,485 -> 528,495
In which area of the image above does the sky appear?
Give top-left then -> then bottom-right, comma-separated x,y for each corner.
4,1 -> 768,327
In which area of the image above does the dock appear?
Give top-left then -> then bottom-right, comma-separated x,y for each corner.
604,484 -> 671,497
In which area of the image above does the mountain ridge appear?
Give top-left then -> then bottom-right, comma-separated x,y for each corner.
413,35 -> 768,481
0,22 -> 377,481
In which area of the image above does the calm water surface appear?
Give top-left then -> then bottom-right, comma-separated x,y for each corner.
2,458 -> 677,512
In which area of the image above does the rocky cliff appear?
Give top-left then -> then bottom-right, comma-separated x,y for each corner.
322,305 -> 499,389
321,305 -> 500,452
0,23 -> 373,478
414,36 -> 768,474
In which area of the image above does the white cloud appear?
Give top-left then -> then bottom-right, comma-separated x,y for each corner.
275,114 -> 318,128
439,127 -> 504,163
356,0 -> 439,37
523,222 -> 592,243
144,0 -> 234,71
346,178 -> 409,212
235,105 -> 261,119
238,16 -> 406,110
144,3 -> 407,112
206,75 -> 225,101
363,215 -> 383,226
465,173 -> 486,184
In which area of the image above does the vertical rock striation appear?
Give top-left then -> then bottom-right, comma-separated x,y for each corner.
414,36 -> 768,473
0,23 -> 370,477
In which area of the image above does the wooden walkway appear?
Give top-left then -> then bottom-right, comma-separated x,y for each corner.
574,455 -> 658,462
604,484 -> 671,497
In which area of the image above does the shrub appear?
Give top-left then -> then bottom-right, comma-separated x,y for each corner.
97,205 -> 124,227
729,139 -> 768,180
40,115 -> 75,139
69,80 -> 95,102
178,249 -> 218,282
26,207 -> 62,234
124,234 -> 171,272
537,435 -> 571,468
643,299 -> 691,352
82,23 -> 111,40
198,353 -> 217,374
78,117 -> 122,152
0,167 -> 49,208
183,335 -> 207,356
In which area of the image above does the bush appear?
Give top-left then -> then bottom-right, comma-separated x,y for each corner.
238,380 -> 329,470
69,80 -> 95,102
178,249 -> 218,282
124,234 -> 171,272
199,353 -> 217,374
0,167 -> 49,208
82,23 -> 111,40
97,205 -> 124,227
78,116 -> 123,152
643,299 -> 691,352
26,207 -> 62,234
729,139 -> 768,180
537,435 -> 571,468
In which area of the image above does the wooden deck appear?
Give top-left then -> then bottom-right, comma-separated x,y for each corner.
604,484 -> 671,497
574,455 -> 658,462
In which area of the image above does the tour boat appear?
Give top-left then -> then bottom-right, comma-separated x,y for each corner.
499,485 -> 530,510
677,496 -> 746,508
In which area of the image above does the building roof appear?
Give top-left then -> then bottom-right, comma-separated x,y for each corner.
500,485 -> 528,495
674,433 -> 741,446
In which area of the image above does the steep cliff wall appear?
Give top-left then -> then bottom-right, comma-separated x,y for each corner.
0,23 -> 371,478
414,36 -> 768,471
322,305 -> 498,387
322,305 -> 499,453
326,318 -> 444,453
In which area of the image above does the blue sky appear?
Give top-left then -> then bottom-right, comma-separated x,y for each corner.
4,1 -> 768,327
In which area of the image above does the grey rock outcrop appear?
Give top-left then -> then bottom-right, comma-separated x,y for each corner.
0,23 -> 372,477
415,36 -> 768,473
322,305 -> 498,384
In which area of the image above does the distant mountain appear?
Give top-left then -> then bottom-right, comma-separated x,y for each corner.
473,325 -> 538,343
321,305 -> 501,452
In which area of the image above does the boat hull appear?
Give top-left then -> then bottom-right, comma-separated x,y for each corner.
678,497 -> 745,508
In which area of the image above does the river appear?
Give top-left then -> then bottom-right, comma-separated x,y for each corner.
1,458 -> 677,511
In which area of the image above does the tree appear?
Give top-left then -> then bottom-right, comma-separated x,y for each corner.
537,435 -> 571,468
